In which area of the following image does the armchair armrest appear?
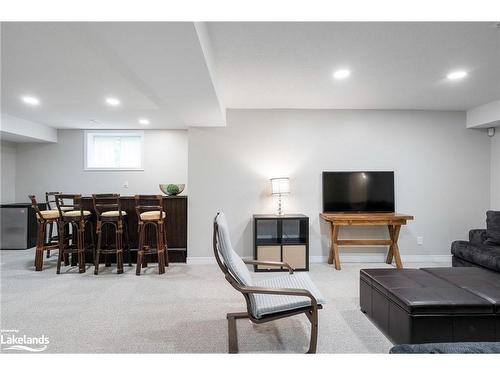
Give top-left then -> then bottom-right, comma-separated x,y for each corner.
469,229 -> 487,244
237,285 -> 318,308
243,259 -> 294,274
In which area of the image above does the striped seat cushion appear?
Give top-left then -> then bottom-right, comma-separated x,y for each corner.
215,213 -> 252,286
251,272 -> 326,318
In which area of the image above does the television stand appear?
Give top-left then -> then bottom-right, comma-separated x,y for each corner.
320,212 -> 414,270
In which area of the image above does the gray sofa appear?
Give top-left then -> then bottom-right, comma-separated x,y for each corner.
451,211 -> 500,272
390,342 -> 500,354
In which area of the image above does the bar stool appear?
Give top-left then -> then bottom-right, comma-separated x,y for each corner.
44,191 -> 63,258
135,195 -> 168,275
93,193 -> 131,275
55,194 -> 95,274
29,195 -> 60,271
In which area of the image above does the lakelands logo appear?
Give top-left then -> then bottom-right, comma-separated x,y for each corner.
0,329 -> 49,352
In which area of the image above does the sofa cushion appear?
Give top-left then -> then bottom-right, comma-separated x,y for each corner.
451,240 -> 500,272
485,211 -> 500,245
469,229 -> 487,244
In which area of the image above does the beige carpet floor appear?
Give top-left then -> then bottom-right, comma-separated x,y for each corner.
0,249 -> 450,353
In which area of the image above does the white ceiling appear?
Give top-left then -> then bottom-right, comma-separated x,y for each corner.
1,22 -> 225,130
207,22 -> 500,110
1,22 -> 499,135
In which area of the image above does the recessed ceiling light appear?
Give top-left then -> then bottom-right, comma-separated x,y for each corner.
105,97 -> 121,106
21,96 -> 40,106
333,69 -> 351,80
447,70 -> 468,81
138,118 -> 150,126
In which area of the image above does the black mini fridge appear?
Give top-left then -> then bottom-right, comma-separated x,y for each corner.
0,203 -> 40,249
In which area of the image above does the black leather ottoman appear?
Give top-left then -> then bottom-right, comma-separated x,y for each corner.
360,268 -> 500,344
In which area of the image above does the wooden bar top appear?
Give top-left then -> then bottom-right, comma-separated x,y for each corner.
80,195 -> 187,200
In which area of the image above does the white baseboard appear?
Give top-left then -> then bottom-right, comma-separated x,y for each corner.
310,254 -> 451,263
186,257 -> 217,265
188,254 -> 451,265
187,255 -> 256,264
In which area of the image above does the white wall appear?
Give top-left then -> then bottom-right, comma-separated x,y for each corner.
492,132 -> 500,209
15,129 -> 188,201
188,109 -> 491,262
0,141 -> 17,203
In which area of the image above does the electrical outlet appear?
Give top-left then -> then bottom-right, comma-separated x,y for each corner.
417,236 -> 424,245
123,181 -> 129,188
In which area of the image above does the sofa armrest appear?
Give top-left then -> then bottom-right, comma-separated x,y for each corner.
469,229 -> 487,244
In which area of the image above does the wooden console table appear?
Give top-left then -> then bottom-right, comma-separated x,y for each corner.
320,212 -> 414,270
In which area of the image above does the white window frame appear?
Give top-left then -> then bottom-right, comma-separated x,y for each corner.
84,130 -> 145,171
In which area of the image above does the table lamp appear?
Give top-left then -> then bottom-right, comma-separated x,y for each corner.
271,177 -> 290,215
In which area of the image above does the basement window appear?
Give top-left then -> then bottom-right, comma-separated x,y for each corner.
85,130 -> 144,170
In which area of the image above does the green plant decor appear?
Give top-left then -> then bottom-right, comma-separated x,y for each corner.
166,184 -> 180,195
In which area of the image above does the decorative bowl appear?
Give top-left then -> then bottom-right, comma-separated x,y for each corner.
159,184 -> 185,196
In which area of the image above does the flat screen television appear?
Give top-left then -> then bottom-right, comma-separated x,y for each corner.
322,171 -> 395,212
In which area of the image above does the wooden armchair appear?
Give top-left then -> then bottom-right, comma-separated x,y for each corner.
213,212 -> 325,354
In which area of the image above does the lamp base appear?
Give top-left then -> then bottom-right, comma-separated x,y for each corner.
277,194 -> 283,216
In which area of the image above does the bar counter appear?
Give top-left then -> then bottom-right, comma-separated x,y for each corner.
79,195 -> 187,263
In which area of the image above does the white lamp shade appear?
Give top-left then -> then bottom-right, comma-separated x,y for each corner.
271,177 -> 290,195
